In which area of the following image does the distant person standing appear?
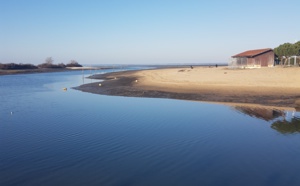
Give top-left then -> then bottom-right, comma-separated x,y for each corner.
215,64 -> 218,68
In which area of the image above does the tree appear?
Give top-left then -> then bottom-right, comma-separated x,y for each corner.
294,41 -> 300,55
0,63 -> 37,70
274,42 -> 300,57
70,60 -> 78,65
45,57 -> 54,64
38,57 -> 65,68
274,42 -> 300,65
66,60 -> 82,67
274,43 -> 293,58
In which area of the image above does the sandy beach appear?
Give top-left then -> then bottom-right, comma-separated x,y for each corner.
75,66 -> 300,109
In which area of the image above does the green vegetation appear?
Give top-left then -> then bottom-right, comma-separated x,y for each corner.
274,41 -> 300,58
0,57 -> 82,70
271,117 -> 300,134
274,41 -> 300,65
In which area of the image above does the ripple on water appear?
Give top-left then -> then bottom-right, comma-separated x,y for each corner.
2,72 -> 300,186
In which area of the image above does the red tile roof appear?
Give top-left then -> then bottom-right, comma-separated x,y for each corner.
232,48 -> 273,58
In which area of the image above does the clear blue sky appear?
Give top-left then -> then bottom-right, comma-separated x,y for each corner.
1,0 -> 299,65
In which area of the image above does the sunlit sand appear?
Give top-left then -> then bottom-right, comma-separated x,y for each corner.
79,66 -> 300,109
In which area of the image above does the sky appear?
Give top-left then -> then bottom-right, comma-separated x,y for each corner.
1,0 -> 299,65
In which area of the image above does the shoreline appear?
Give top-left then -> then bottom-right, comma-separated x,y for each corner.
0,67 -> 108,76
74,67 -> 300,110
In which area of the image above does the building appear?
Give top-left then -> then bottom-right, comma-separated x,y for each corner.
229,48 -> 274,68
282,55 -> 300,66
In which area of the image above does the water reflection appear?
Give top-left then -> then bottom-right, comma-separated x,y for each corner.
233,106 -> 285,121
233,105 -> 300,134
271,116 -> 300,134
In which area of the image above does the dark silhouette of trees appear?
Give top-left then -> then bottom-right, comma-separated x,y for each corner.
66,60 -> 82,67
38,57 -> 66,68
45,57 -> 53,64
1,58 -> 82,70
0,63 -> 38,70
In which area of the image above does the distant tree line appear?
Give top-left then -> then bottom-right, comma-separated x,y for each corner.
0,63 -> 38,70
274,41 -> 300,58
0,57 -> 82,70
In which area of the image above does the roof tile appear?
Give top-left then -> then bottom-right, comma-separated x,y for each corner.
232,48 -> 273,58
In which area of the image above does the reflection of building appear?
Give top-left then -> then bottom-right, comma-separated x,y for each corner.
233,105 -> 300,134
234,106 -> 284,121
229,48 -> 274,68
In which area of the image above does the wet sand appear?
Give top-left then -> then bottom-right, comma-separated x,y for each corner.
74,66 -> 300,109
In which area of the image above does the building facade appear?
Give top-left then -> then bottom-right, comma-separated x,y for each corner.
229,48 -> 274,68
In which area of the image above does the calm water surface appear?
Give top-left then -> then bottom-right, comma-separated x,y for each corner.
1,69 -> 300,186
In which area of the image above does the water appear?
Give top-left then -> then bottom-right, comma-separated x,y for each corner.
1,69 -> 300,186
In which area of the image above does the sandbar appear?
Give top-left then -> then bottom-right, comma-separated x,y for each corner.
75,66 -> 300,109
